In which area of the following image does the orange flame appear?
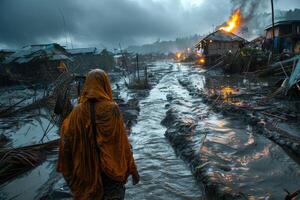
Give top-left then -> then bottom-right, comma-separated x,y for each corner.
176,52 -> 182,59
196,58 -> 205,65
219,9 -> 242,33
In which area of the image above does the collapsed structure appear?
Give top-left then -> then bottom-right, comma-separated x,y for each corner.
67,48 -> 115,74
0,44 -> 116,86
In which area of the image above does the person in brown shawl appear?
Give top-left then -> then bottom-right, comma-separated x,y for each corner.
57,69 -> 140,200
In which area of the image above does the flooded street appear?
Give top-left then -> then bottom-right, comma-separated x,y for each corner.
1,61 -> 300,199
125,63 -> 203,199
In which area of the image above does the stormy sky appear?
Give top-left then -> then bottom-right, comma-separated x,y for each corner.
0,0 -> 299,49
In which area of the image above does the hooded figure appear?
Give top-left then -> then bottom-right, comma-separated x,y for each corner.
57,69 -> 139,200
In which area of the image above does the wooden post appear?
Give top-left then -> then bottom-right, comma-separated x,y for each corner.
145,65 -> 148,84
271,0 -> 275,52
136,54 -> 140,81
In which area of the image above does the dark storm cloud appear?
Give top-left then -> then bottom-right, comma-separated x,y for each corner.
0,0 -> 299,49
0,0 -> 80,48
0,0 -> 231,48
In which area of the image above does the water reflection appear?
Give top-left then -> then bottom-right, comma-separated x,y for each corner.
174,67 -> 300,199
125,63 -> 203,200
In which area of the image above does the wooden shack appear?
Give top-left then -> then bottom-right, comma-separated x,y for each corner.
195,30 -> 247,66
67,48 -> 115,74
2,43 -> 71,85
0,49 -> 15,63
265,20 -> 300,54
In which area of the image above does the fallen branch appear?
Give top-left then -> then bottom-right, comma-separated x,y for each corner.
284,188 -> 300,200
0,97 -> 27,117
261,111 -> 287,121
0,139 -> 59,185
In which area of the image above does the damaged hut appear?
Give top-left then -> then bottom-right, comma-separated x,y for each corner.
265,20 -> 300,54
195,30 -> 247,66
67,48 -> 115,74
0,49 -> 15,63
1,43 -> 71,86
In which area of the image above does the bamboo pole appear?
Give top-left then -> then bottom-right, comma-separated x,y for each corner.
271,0 -> 275,52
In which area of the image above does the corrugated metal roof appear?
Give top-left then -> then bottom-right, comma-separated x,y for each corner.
4,43 -> 70,64
67,47 -> 97,55
0,49 -> 15,53
265,20 -> 300,30
50,54 -> 72,61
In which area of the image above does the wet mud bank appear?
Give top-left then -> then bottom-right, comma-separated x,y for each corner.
162,94 -> 240,199
162,66 -> 300,199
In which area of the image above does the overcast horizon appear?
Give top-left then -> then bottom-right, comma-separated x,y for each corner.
0,0 -> 299,50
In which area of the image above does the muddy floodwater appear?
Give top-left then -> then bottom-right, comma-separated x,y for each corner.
125,63 -> 203,199
0,61 -> 300,199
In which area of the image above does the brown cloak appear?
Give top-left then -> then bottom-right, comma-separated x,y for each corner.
57,69 -> 138,200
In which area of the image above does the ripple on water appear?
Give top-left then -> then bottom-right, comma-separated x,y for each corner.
169,67 -> 300,199
125,63 -> 203,200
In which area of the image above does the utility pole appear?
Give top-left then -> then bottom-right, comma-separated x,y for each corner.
271,0 -> 275,52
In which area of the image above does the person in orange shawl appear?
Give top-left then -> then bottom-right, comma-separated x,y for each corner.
57,69 -> 139,200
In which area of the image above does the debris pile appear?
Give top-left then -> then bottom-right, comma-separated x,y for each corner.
0,139 -> 59,185
182,71 -> 300,156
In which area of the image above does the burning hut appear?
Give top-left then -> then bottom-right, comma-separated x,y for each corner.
195,30 -> 247,66
1,43 -> 71,86
265,20 -> 300,54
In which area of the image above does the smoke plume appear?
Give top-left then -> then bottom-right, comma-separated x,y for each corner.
230,0 -> 270,38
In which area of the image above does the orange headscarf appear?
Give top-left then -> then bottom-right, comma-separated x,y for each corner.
57,69 -> 138,200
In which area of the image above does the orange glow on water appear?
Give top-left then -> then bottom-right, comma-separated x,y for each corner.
221,86 -> 235,99
198,58 -> 205,65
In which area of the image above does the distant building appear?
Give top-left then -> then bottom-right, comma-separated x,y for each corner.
265,20 -> 300,53
249,36 -> 265,49
1,43 -> 71,85
67,48 -> 115,73
195,30 -> 247,65
67,47 -> 97,56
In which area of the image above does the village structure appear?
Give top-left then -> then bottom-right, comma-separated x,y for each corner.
0,3 -> 300,200
195,30 -> 247,66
